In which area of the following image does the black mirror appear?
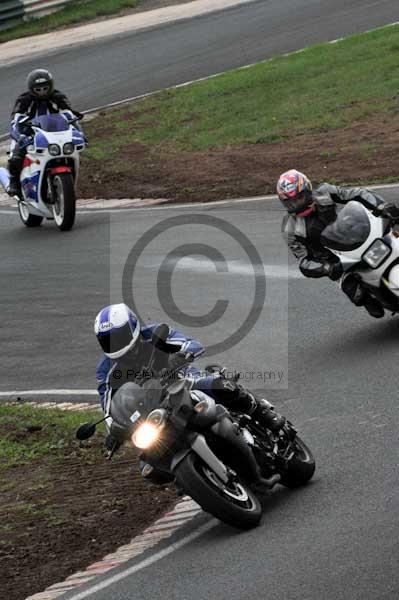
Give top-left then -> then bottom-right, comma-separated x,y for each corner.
151,323 -> 170,349
76,422 -> 97,440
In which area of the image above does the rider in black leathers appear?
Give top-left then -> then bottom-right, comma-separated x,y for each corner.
7,69 -> 82,197
277,169 -> 399,318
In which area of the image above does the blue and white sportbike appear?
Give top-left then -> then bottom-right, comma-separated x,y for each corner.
0,113 -> 86,231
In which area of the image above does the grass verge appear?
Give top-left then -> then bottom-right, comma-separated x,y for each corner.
0,403 -> 176,600
0,403 -> 102,465
0,0 -> 139,44
77,23 -> 399,201
86,22 -> 399,157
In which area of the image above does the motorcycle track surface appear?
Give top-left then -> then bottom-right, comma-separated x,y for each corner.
3,188 -> 399,600
3,1 -> 399,599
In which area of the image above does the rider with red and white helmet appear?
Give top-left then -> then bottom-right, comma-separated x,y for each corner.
277,169 -> 399,318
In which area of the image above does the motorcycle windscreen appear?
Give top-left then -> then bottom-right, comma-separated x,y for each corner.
109,381 -> 163,429
32,114 -> 69,132
320,201 -> 371,251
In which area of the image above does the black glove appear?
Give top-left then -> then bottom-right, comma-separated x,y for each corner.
299,257 -> 332,279
19,122 -> 33,136
299,257 -> 342,281
168,351 -> 194,371
326,261 -> 343,281
373,203 -> 399,221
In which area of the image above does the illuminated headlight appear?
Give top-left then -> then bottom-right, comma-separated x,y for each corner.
132,423 -> 160,449
131,409 -> 166,448
48,144 -> 61,156
362,239 -> 391,269
63,143 -> 74,155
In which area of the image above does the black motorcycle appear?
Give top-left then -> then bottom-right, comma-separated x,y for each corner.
77,325 -> 315,529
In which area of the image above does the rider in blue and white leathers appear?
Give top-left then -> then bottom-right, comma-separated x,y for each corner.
94,304 -> 286,477
96,320 -> 205,413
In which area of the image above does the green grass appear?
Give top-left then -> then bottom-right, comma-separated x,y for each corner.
0,404 -> 102,465
0,0 -> 139,44
85,22 -> 399,158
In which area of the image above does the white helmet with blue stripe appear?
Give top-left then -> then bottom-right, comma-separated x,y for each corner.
94,303 -> 140,359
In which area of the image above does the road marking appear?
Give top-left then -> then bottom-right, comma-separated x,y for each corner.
24,495 -> 211,600
1,181 -> 399,217
145,256 -> 303,278
0,389 -> 97,397
61,519 -> 216,600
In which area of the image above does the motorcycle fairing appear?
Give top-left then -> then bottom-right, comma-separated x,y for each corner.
322,201 -> 385,267
18,118 -> 81,216
21,171 -> 40,202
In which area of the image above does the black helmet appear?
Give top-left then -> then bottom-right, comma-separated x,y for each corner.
27,69 -> 54,99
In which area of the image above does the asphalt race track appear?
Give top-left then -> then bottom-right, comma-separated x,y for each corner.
3,190 -> 399,599
2,0 -> 399,598
1,0 -> 399,133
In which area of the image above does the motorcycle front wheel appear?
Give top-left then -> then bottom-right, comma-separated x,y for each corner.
175,452 -> 262,529
52,173 -> 76,231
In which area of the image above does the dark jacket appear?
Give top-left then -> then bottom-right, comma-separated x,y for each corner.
11,90 -> 73,121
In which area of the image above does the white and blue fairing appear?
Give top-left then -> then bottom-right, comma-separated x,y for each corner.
16,113 -> 85,210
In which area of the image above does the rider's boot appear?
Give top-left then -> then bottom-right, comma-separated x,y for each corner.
238,388 -> 286,433
364,294 -> 385,318
7,157 -> 22,197
251,398 -> 286,433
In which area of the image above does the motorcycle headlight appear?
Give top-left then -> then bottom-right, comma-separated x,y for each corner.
362,239 -> 391,269
63,143 -> 74,155
48,144 -> 61,156
132,423 -> 160,449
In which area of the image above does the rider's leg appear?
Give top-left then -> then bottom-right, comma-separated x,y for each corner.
341,273 -> 384,318
194,376 -> 286,433
7,141 -> 25,197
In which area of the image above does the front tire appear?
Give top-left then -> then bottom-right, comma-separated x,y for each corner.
18,201 -> 43,228
52,173 -> 76,231
175,452 -> 262,529
280,436 -> 315,488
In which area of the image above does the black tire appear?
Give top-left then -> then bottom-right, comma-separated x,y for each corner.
175,452 -> 262,529
18,202 -> 43,227
280,436 -> 316,488
52,173 -> 76,231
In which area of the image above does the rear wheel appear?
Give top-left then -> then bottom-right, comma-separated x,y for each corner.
18,201 -> 43,227
175,452 -> 262,529
52,173 -> 76,231
280,436 -> 315,488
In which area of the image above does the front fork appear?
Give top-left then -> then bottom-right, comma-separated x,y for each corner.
46,166 -> 73,204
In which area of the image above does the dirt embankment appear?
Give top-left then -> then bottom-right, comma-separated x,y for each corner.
78,115 -> 399,202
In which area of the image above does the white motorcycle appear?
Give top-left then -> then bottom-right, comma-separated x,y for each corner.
321,200 -> 399,312
0,113 -> 86,231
